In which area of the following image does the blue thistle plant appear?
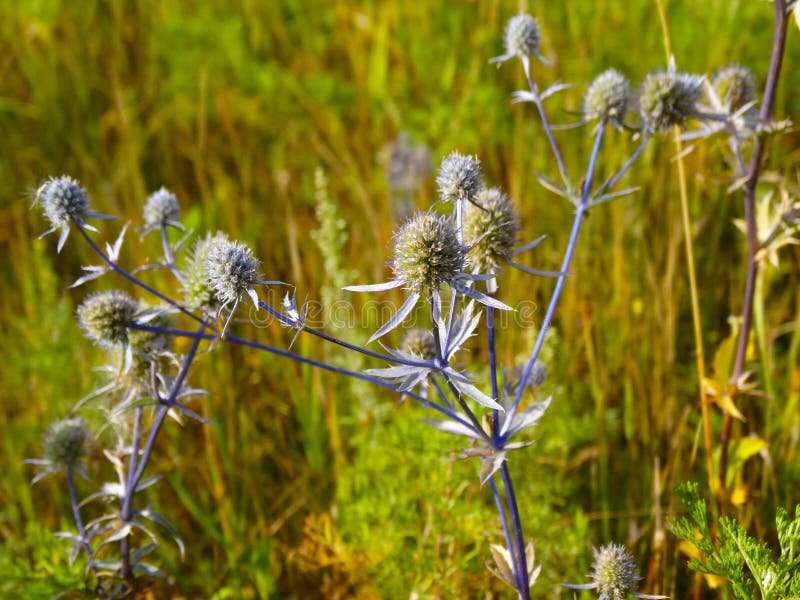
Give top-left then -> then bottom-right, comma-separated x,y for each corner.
34,175 -> 115,252
142,186 -> 182,236
564,544 -> 667,600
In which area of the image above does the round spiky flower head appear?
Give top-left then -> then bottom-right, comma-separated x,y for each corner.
182,231 -> 229,312
143,186 -> 181,234
400,327 -> 437,360
77,290 -> 139,348
639,66 -> 703,132
585,69 -> 630,125
392,212 -> 466,293
205,238 -> 261,308
44,417 -> 89,467
591,544 -> 641,599
713,64 -> 757,113
436,152 -> 485,206
463,187 -> 521,273
565,543 -> 666,600
34,175 -> 112,252
503,14 -> 540,60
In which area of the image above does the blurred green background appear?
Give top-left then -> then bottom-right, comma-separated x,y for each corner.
1,0 -> 799,598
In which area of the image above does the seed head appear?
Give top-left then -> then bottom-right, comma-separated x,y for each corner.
590,544 -> 643,600
436,152 -> 484,205
182,232 -> 229,311
44,417 -> 89,467
392,212 -> 465,292
400,327 -> 437,359
463,187 -> 521,272
205,238 -> 260,306
639,69 -> 702,132
503,14 -> 540,59
37,175 -> 90,230
585,69 -> 630,124
713,64 -> 756,113
77,290 -> 139,348
143,187 -> 181,232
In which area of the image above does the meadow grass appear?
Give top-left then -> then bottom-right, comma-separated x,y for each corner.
1,1 -> 799,598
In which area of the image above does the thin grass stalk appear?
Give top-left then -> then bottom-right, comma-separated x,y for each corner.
718,0 -> 788,503
654,0 -> 716,501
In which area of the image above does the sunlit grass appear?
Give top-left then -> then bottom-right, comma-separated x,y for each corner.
2,1 -> 799,597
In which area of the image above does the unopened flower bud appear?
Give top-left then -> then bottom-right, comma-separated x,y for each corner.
37,176 -> 90,230
205,238 -> 260,306
713,64 -> 756,113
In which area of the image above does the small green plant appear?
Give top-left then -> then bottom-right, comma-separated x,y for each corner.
671,482 -> 800,599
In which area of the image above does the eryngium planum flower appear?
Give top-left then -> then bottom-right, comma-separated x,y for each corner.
463,187 -> 521,273
143,186 -> 181,234
713,64 -> 757,113
35,175 -> 113,252
44,417 -> 89,467
392,212 -> 466,292
639,68 -> 703,132
436,151 -> 485,206
400,327 -> 437,360
205,238 -> 260,307
77,290 -> 139,348
564,543 -> 667,600
502,14 -> 540,60
182,231 -> 229,312
584,69 -> 630,125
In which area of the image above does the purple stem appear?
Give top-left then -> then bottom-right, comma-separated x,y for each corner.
502,122 -> 607,438
500,462 -> 530,599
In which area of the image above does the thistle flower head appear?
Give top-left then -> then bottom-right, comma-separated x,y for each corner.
436,152 -> 484,205
182,232 -> 229,312
463,187 -> 521,272
400,327 -> 437,359
639,67 -> 703,132
565,543 -> 665,600
205,238 -> 260,307
505,361 -> 547,394
392,212 -> 466,292
44,417 -> 89,467
77,290 -> 139,348
585,69 -> 630,125
34,175 -> 111,252
143,186 -> 181,233
713,64 -> 757,113
591,544 -> 643,600
37,176 -> 90,230
503,14 -> 540,60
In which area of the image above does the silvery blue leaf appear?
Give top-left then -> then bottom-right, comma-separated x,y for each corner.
344,280 -> 403,292
368,291 -> 420,343
420,418 -> 485,441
